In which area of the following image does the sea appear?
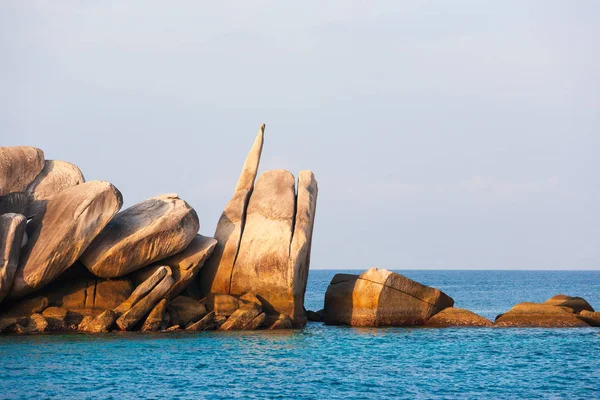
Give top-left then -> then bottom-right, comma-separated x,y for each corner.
1,270 -> 599,399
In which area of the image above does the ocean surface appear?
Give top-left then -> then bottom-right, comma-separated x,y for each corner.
1,270 -> 599,399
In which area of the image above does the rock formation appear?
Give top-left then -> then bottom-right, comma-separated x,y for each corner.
0,146 -> 45,195
131,234 -> 216,299
197,125 -> 318,326
541,294 -> 594,314
25,160 -> 85,217
0,213 -> 27,303
494,302 -> 590,327
9,181 -> 123,298
81,194 -> 199,278
324,268 -> 454,327
424,307 -> 492,327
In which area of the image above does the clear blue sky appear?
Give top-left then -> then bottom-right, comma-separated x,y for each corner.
2,1 -> 598,269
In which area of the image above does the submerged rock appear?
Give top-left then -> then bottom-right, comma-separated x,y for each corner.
306,309 -> 324,322
494,303 -> 590,328
424,307 -> 492,327
25,160 -> 85,217
0,213 -> 27,303
9,181 -> 123,298
0,146 -> 45,196
81,194 -> 199,278
324,268 -> 454,327
131,234 -> 217,299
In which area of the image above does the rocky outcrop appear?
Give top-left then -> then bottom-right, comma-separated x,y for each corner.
81,194 -> 199,278
199,124 -> 265,296
198,125 -> 318,326
324,268 -> 454,327
542,294 -> 594,314
0,146 -> 45,195
494,302 -> 590,327
9,181 -> 123,298
0,192 -> 28,215
0,213 -> 27,303
424,307 -> 492,327
207,293 -> 240,317
115,266 -> 174,331
25,160 -> 85,217
131,234 -> 216,299
220,303 -> 262,331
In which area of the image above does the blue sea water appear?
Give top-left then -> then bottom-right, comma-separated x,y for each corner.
1,270 -> 599,399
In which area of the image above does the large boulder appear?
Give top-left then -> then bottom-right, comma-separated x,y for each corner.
541,294 -> 594,314
195,125 -> 318,327
324,268 -> 454,327
494,302 -> 590,327
130,234 -> 216,299
199,124 -> 264,296
0,192 -> 28,215
25,160 -> 85,217
220,303 -> 262,331
115,266 -> 174,331
78,310 -> 116,333
424,307 -> 492,327
230,169 -> 296,309
81,194 -> 199,278
0,146 -> 44,195
9,181 -> 123,298
0,213 -> 27,303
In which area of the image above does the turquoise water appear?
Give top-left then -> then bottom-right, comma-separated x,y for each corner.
1,270 -> 599,399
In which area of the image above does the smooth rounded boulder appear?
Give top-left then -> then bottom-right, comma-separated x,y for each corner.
0,146 -> 45,195
0,214 -> 27,303
25,160 -> 85,217
81,193 -> 199,278
9,181 -> 123,298
494,302 -> 590,327
324,268 -> 454,327
424,307 -> 492,327
541,294 -> 594,314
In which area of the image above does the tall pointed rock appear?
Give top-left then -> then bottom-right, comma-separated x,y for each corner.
198,124 -> 265,297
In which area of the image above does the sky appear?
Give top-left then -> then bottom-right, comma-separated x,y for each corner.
1,1 -> 598,270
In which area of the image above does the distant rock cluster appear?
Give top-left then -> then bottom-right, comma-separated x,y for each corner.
308,268 -> 599,328
0,124 -> 318,333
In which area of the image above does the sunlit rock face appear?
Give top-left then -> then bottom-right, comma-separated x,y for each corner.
197,125 -> 318,327
324,268 -> 454,327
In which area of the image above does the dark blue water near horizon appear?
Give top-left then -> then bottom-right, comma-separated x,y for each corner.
1,270 -> 599,399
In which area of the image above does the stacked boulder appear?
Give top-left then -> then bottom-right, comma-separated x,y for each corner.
0,124 -> 317,334
198,124 -> 318,327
